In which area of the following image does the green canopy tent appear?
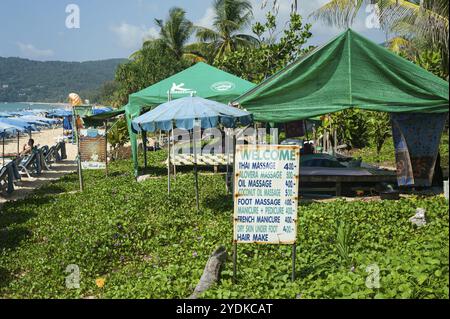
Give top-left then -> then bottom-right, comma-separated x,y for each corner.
126,62 -> 256,176
235,29 -> 448,121
83,106 -> 126,127
234,29 -> 449,188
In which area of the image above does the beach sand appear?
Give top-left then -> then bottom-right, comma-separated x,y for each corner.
1,128 -> 78,205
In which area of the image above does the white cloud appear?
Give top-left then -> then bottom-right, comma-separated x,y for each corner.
17,42 -> 54,59
111,22 -> 159,50
196,7 -> 216,29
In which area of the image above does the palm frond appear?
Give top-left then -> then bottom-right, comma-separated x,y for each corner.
310,0 -> 365,29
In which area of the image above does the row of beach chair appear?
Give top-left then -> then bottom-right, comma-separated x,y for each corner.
0,141 -> 67,196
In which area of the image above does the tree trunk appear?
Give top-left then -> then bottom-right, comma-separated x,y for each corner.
189,246 -> 227,299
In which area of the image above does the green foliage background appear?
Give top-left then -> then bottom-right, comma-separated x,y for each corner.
0,57 -> 125,103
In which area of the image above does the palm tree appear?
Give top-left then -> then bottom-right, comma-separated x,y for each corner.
154,7 -> 195,60
311,0 -> 449,75
196,0 -> 259,61
130,7 -> 206,63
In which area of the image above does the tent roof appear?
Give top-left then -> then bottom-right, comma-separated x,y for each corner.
235,29 -> 449,123
129,62 -> 256,109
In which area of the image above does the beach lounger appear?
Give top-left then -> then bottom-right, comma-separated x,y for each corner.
55,142 -> 67,160
37,146 -> 51,171
0,161 -> 21,194
19,151 -> 39,178
44,145 -> 59,166
0,165 -> 8,194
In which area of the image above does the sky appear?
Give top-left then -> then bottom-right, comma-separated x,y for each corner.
0,0 -> 388,62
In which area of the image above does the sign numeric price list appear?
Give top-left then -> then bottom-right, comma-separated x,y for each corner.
233,145 -> 300,245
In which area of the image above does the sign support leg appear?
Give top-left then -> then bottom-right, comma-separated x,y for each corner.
233,241 -> 238,284
292,243 -> 297,282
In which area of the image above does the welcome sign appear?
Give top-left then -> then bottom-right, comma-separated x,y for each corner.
233,145 -> 300,245
79,128 -> 107,170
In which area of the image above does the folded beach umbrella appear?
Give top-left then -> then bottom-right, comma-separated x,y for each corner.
47,109 -> 73,118
0,122 -> 27,165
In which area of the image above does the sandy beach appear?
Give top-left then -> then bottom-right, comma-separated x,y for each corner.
1,128 -> 78,205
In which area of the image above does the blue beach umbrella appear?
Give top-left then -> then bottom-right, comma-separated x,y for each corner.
132,96 -> 252,133
20,115 -> 59,125
0,117 -> 37,131
132,96 -> 253,210
1,122 -> 27,165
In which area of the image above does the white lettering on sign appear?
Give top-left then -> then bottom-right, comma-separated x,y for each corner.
234,145 -> 300,244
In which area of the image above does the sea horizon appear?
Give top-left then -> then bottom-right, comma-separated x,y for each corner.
0,102 -> 70,112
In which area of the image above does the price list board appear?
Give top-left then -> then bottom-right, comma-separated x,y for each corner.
233,145 -> 300,245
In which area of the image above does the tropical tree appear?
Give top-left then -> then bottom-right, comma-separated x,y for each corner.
311,0 -> 449,76
215,8 -> 313,83
114,39 -> 192,106
130,7 -> 205,63
196,0 -> 259,61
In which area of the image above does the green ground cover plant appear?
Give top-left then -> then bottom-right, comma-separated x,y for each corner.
0,151 -> 448,299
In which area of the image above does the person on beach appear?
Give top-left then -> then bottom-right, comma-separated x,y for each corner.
20,139 -> 34,156
75,115 -> 84,131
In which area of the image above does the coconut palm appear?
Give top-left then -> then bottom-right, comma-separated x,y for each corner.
311,0 -> 449,74
130,7 -> 206,63
196,0 -> 259,61
154,7 -> 195,60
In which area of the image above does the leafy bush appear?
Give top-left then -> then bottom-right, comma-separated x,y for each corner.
0,151 -> 448,299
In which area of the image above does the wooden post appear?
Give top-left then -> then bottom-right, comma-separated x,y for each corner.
77,132 -> 84,192
17,132 -> 20,156
2,132 -> 5,166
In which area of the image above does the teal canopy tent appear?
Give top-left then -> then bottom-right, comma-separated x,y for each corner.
126,62 -> 256,176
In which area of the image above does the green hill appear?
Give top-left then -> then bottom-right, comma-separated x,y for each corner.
0,57 -> 126,103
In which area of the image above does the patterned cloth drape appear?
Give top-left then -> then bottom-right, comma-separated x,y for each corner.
391,113 -> 447,187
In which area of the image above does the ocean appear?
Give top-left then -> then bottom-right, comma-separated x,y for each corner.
0,102 -> 68,112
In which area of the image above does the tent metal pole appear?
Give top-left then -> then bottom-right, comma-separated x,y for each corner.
193,121 -> 200,211
142,131 -> 147,173
172,128 -> 177,180
167,129 -> 171,195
